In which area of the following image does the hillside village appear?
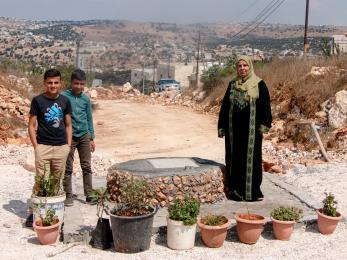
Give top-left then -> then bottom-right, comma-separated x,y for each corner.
1,14 -> 347,258
1,17 -> 347,89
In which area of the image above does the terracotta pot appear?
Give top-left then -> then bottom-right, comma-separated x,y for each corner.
317,209 -> 342,235
197,218 -> 230,248
235,213 -> 266,244
271,218 -> 295,240
33,220 -> 60,245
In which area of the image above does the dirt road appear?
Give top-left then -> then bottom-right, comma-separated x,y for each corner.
93,100 -> 225,163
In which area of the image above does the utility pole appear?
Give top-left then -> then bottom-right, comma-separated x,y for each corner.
304,0 -> 310,56
142,62 -> 145,94
75,39 -> 81,68
168,53 -> 171,78
196,29 -> 201,86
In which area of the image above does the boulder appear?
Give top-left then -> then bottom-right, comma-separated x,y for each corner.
122,82 -> 133,93
328,90 -> 347,128
90,89 -> 98,99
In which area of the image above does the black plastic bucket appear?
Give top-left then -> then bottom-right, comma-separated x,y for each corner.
90,218 -> 113,250
109,207 -> 157,253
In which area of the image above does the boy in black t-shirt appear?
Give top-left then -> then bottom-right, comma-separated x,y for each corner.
26,69 -> 72,226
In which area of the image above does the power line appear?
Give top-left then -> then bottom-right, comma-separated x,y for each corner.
230,0 -> 260,24
229,0 -> 286,42
235,0 -> 286,40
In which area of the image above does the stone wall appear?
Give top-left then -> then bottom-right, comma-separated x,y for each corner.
107,168 -> 226,207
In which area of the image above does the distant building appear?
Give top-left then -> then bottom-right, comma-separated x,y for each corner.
91,79 -> 102,88
333,34 -> 347,53
157,64 -> 175,80
131,68 -> 154,86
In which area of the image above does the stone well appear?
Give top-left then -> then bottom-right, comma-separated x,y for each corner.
107,157 -> 226,207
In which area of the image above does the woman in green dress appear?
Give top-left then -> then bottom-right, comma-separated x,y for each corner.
218,56 -> 272,201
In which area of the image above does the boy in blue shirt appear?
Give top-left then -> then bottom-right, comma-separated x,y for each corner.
62,69 -> 96,206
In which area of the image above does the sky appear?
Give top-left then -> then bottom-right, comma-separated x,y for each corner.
0,0 -> 346,26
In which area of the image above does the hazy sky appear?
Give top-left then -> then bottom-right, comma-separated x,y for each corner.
0,0 -> 346,26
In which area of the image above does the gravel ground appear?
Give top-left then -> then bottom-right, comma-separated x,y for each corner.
0,145 -> 346,259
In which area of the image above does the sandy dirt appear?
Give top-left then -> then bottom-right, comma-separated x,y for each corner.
0,99 -> 346,259
93,100 -> 224,163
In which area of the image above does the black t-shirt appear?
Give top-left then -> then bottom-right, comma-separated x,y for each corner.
29,94 -> 72,145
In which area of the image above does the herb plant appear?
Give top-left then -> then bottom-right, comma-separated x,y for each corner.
322,192 -> 338,217
41,208 -> 58,226
271,206 -> 303,221
110,177 -> 155,216
200,214 -> 228,226
89,187 -> 110,219
168,198 -> 200,226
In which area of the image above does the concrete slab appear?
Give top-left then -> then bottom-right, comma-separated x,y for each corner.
148,158 -> 199,169
62,161 -> 323,243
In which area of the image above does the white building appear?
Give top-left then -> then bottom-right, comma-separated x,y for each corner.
333,34 -> 347,53
131,68 -> 154,85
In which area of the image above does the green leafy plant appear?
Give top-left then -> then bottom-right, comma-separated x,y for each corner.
168,197 -> 200,226
34,163 -> 62,197
39,208 -> 58,226
322,192 -> 338,217
271,206 -> 303,221
89,187 -> 110,219
200,214 -> 228,226
110,177 -> 155,217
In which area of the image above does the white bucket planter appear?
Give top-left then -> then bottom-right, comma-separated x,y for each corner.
167,216 -> 196,250
31,193 -> 66,223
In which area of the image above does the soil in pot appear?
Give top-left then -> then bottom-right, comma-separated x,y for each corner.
272,218 -> 295,240
198,216 -> 229,248
90,218 -> 113,250
235,213 -> 266,244
317,209 -> 342,235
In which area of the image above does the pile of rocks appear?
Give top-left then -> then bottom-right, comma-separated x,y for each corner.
107,168 -> 225,207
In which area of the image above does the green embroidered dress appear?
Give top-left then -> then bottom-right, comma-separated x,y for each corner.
218,80 -> 272,201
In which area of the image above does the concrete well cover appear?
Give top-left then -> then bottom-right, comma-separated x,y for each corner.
147,158 -> 199,169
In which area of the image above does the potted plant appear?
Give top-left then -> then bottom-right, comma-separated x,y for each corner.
233,192 -> 266,244
33,208 -> 60,245
167,197 -> 200,250
198,214 -> 229,248
31,163 -> 66,224
317,192 -> 343,235
88,188 -> 113,250
108,177 -> 157,253
270,206 -> 303,240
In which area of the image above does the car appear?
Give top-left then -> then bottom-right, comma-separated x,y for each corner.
156,79 -> 181,92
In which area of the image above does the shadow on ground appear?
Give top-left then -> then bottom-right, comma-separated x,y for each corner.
3,199 -> 28,219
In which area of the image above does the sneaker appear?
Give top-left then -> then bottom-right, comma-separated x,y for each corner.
64,197 -> 74,207
25,213 -> 33,227
85,196 -> 97,205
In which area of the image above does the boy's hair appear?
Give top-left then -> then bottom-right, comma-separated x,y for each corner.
44,69 -> 61,80
71,69 -> 86,82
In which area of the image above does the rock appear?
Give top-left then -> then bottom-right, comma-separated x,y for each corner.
122,82 -> 133,93
328,90 -> 347,128
90,89 -> 98,99
270,165 -> 283,174
315,111 -> 327,118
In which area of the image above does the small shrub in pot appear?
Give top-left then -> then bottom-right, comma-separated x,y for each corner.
271,206 -> 302,240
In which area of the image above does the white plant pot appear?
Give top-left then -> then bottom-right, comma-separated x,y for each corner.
167,216 -> 196,250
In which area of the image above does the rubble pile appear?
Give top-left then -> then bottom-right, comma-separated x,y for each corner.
0,75 -> 31,144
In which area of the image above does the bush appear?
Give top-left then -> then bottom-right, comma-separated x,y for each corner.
322,192 -> 338,217
200,214 -> 228,226
168,198 -> 200,226
110,177 -> 155,217
271,206 -> 303,221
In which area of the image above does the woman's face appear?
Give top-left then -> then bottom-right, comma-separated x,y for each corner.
237,60 -> 250,78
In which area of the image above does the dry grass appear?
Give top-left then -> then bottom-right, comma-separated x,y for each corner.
256,55 -> 347,116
